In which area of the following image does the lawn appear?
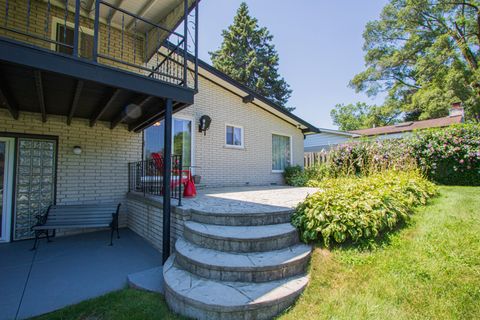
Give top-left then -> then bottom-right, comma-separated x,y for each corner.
33,186 -> 480,320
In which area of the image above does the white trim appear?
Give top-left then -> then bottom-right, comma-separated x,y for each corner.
50,17 -> 94,52
0,138 -> 14,242
271,133 -> 292,173
224,123 -> 244,149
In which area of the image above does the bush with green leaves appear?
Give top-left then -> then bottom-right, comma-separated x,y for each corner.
327,123 -> 480,185
292,170 -> 437,246
284,164 -> 330,186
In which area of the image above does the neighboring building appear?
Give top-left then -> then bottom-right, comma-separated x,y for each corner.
349,103 -> 465,139
304,128 -> 359,152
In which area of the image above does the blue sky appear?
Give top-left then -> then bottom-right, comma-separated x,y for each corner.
197,0 -> 389,129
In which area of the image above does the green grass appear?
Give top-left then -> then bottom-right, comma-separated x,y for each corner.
33,186 -> 480,320
279,186 -> 480,320
32,289 -> 185,320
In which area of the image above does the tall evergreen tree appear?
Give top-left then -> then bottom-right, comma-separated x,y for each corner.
210,2 -> 293,111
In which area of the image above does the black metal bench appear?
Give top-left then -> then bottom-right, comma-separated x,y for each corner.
31,203 -> 121,250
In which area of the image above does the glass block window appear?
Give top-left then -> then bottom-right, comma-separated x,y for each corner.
14,138 -> 56,240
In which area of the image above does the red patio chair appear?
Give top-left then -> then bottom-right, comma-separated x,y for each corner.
151,152 -> 192,188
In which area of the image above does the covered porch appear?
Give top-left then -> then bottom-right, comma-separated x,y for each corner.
0,228 -> 161,320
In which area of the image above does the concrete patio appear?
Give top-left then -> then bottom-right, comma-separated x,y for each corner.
0,229 -> 162,320
179,185 -> 319,213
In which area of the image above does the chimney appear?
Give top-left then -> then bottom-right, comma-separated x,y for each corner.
449,102 -> 464,119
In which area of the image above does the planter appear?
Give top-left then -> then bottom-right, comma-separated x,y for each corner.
193,175 -> 201,184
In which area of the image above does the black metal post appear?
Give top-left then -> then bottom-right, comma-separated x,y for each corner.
194,0 -> 199,91
183,0 -> 188,87
73,0 -> 80,57
93,0 -> 100,62
162,98 -> 173,264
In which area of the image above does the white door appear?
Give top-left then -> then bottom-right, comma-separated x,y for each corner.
0,137 -> 14,242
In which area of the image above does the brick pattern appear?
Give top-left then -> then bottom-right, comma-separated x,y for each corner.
0,0 -> 147,74
126,193 -> 189,252
0,109 -> 142,235
174,76 -> 305,187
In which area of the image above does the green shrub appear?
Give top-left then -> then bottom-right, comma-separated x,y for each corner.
409,123 -> 480,185
284,164 -> 330,186
292,170 -> 437,246
327,123 -> 480,185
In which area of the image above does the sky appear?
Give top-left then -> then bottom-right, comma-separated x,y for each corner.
196,0 -> 389,129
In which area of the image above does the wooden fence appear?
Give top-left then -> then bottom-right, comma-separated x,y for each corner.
304,152 -> 329,168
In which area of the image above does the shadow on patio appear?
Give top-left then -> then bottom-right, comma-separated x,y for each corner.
0,229 -> 161,320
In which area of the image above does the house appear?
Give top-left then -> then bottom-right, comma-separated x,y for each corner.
0,1 -> 316,319
304,128 -> 359,152
349,103 -> 465,139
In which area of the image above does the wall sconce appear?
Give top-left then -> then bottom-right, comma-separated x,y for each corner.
73,146 -> 82,155
199,115 -> 211,136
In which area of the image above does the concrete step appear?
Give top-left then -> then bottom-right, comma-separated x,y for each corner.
164,255 -> 309,320
190,208 -> 294,226
184,221 -> 300,253
175,238 -> 311,282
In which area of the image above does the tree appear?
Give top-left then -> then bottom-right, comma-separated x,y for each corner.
210,2 -> 293,111
351,0 -> 480,121
330,102 -> 400,131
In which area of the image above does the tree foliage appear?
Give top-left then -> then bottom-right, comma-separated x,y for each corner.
351,0 -> 480,121
330,102 -> 400,131
209,2 -> 293,110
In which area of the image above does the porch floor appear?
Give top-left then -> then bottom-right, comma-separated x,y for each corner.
180,185 -> 318,213
0,229 -> 161,320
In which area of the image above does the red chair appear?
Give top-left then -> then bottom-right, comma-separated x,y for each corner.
151,153 -> 195,196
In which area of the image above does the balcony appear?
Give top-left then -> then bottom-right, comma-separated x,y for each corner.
0,0 -> 199,131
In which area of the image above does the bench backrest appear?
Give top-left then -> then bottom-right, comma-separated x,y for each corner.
46,204 -> 120,221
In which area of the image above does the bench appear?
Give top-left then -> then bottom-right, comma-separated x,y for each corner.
31,203 -> 121,250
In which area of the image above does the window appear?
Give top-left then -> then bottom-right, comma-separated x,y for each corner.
225,125 -> 243,148
144,118 -> 192,168
54,20 -> 94,59
272,134 -> 291,172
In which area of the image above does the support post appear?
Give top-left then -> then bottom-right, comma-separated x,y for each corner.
73,0 -> 80,57
93,0 -> 100,62
162,98 -> 173,264
183,0 -> 188,87
194,0 -> 199,91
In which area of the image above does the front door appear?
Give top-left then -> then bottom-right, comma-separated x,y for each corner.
0,137 -> 14,242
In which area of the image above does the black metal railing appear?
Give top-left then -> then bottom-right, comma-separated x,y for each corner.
128,155 -> 183,205
0,0 -> 199,91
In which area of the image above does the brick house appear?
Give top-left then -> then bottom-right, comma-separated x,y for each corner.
0,1 -> 318,318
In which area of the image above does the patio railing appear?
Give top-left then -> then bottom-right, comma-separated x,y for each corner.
0,0 -> 199,90
128,155 -> 183,205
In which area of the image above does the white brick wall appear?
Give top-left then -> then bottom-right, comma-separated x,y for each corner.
0,109 -> 142,230
174,76 -> 305,187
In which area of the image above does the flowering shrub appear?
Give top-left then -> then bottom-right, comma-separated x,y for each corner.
326,123 -> 480,185
409,124 -> 480,185
292,170 -> 437,246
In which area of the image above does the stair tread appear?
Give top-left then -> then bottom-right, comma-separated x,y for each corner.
184,221 -> 296,240
176,238 -> 311,270
164,255 -> 309,309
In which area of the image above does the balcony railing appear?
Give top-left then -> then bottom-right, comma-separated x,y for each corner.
0,0 -> 198,90
128,155 -> 183,205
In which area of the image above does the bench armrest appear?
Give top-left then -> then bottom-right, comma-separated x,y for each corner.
31,205 -> 52,229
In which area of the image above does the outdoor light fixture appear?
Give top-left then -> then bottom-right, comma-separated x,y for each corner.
199,115 -> 211,136
73,146 -> 82,155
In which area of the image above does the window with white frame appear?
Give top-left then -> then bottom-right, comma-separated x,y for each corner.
272,134 -> 291,171
225,125 -> 243,148
52,18 -> 94,59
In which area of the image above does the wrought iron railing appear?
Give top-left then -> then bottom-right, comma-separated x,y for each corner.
128,155 -> 183,205
0,0 -> 199,90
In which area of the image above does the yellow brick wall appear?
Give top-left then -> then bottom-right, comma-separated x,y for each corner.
0,0 -> 146,74
174,76 -> 305,187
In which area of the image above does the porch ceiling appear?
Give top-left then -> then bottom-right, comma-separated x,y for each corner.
0,39 -> 193,132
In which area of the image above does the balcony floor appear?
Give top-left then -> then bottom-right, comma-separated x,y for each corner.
0,229 -> 161,320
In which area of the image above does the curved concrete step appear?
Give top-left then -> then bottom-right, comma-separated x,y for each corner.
190,209 -> 293,226
164,255 -> 309,320
184,221 -> 299,252
175,238 -> 311,282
